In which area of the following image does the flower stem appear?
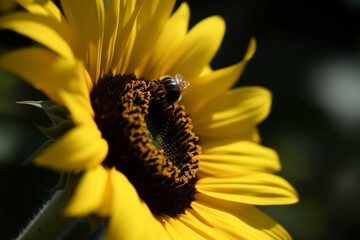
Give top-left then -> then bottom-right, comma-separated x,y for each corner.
16,174 -> 79,240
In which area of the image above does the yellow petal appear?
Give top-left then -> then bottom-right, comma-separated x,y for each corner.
64,166 -> 108,216
0,47 -> 93,125
34,125 -> 108,171
199,65 -> 213,77
161,218 -> 184,239
100,0 -> 120,75
142,2 -> 190,79
160,16 -> 225,81
183,38 -> 256,114
16,0 -> 65,22
110,0 -> 145,74
126,0 -> 176,75
0,12 -> 77,59
177,210 -> 227,239
193,194 -> 293,240
199,141 -> 281,177
105,169 -> 168,240
162,216 -> 207,240
60,0 -> 104,81
192,86 -> 272,140
197,173 -> 298,205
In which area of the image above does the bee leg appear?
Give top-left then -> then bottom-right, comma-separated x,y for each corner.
172,104 -> 175,115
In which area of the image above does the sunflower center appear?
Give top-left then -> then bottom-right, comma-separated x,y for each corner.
90,74 -> 201,217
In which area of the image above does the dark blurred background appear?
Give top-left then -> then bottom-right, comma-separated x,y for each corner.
1,0 -> 360,239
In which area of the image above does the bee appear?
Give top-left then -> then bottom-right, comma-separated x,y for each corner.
157,73 -> 190,103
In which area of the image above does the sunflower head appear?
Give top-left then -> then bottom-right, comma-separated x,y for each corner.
0,0 -> 298,239
91,74 -> 201,217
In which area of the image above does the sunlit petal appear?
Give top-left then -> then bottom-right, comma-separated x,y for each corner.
0,12 -> 78,59
197,173 -> 298,205
126,0 -> 176,75
162,216 -> 207,240
193,86 -> 272,140
110,0 -> 145,74
160,16 -> 225,81
177,210 -> 226,239
16,0 -> 65,22
193,194 -> 293,239
100,0 -> 120,75
34,125 -> 108,171
0,47 -> 93,125
65,166 -> 108,216
199,140 -> 281,177
60,0 -> 104,80
183,38 -> 256,114
142,2 -> 190,79
105,169 -> 168,240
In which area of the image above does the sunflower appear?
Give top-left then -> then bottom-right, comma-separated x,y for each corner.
0,0 -> 298,239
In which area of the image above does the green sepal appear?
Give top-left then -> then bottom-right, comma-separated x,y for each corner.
49,173 -> 69,192
17,100 -> 74,139
17,100 -> 71,125
37,120 -> 73,140
18,100 -> 75,164
22,140 -> 54,165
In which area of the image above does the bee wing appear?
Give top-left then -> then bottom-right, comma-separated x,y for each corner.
175,74 -> 190,92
